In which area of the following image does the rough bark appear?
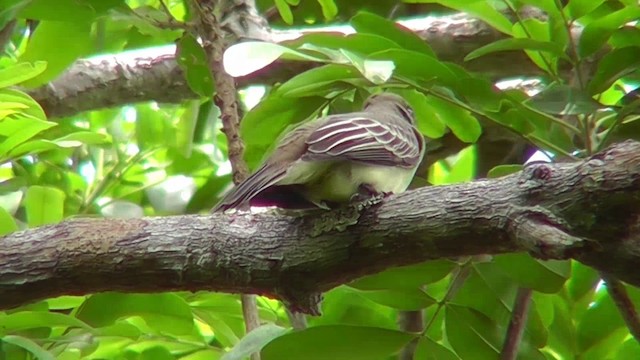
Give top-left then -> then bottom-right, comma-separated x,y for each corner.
2,141 -> 640,314
27,11 -> 577,119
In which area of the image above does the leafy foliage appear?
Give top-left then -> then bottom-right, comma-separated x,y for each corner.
1,0 -> 640,359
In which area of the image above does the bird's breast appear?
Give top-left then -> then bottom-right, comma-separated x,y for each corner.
283,161 -> 417,204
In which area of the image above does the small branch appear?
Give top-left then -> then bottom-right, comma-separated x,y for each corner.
600,272 -> 640,341
500,287 -> 533,360
398,309 -> 424,360
191,0 -> 256,356
285,309 -> 308,330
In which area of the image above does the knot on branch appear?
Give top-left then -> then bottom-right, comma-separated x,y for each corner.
275,289 -> 323,316
509,207 -> 587,260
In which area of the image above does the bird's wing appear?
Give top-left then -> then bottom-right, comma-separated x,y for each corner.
212,123 -> 314,212
303,115 -> 423,167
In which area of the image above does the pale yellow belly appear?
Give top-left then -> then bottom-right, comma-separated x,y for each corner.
280,160 -> 417,205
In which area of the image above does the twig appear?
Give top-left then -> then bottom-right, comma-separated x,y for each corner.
601,272 -> 640,341
189,1 -> 258,358
500,287 -> 533,360
398,309 -> 423,360
285,308 -> 308,330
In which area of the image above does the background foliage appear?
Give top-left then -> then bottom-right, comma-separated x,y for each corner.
1,0 -> 640,359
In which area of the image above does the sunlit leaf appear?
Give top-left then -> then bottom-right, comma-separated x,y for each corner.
1,335 -> 55,360
24,185 -> 65,227
176,34 -> 215,97
19,21 -> 92,87
0,61 -> 47,88
223,42 -> 324,77
579,6 -> 640,58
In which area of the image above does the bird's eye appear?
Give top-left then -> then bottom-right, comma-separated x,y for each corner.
395,104 -> 414,123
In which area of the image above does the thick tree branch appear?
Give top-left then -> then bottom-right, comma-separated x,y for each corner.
2,141 -> 640,314
28,12 -> 578,119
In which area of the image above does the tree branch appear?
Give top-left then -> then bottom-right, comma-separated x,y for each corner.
28,11 -> 579,119
2,141 -> 640,314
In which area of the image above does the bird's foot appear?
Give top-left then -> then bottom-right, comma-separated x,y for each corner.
350,184 -> 391,209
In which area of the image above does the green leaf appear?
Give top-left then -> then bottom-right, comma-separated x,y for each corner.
46,296 -> 86,310
369,49 -> 458,86
317,0 -> 337,20
18,0 -> 124,21
444,146 -> 476,184
313,287 -> 397,329
616,338 -> 640,359
176,34 -> 215,97
350,12 -> 434,56
293,33 -> 401,56
175,100 -> 200,157
494,254 -> 571,293
465,38 -> 568,62
351,288 -> 436,310
76,293 -> 195,336
52,131 -> 112,147
262,325 -> 415,360
274,0 -> 293,25
567,261 -> 599,302
0,62 -> 47,88
340,49 -> 395,84
221,324 -> 289,360
567,0 -> 606,19
1,335 -> 55,360
24,185 -> 65,227
406,0 -> 512,35
349,260 -> 455,290
426,94 -> 481,143
579,6 -> 640,58
0,88 -> 47,120
7,140 -> 59,159
588,46 -> 640,95
528,84 -> 601,114
610,27 -> 640,48
487,164 -> 523,178
241,95 -> 326,169
0,206 -> 18,235
0,311 -> 94,334
19,21 -> 92,88
414,337 -> 461,360
182,349 -> 224,360
224,41 -> 324,77
277,64 -> 364,97
0,115 -> 56,161
577,289 -> 626,354
398,89 -> 447,138
445,305 -> 501,359
512,19 -> 557,74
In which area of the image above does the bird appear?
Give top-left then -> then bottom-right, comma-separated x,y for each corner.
212,92 -> 425,212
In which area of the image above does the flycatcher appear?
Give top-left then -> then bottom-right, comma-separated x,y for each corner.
213,92 -> 425,211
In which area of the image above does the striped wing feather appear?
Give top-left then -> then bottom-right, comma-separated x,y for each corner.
304,116 -> 422,167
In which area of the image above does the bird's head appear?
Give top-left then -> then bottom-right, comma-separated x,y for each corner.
363,93 -> 415,125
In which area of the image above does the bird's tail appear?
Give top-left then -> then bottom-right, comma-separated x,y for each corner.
212,164 -> 287,212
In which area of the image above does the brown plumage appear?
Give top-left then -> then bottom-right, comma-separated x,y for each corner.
213,93 -> 425,212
